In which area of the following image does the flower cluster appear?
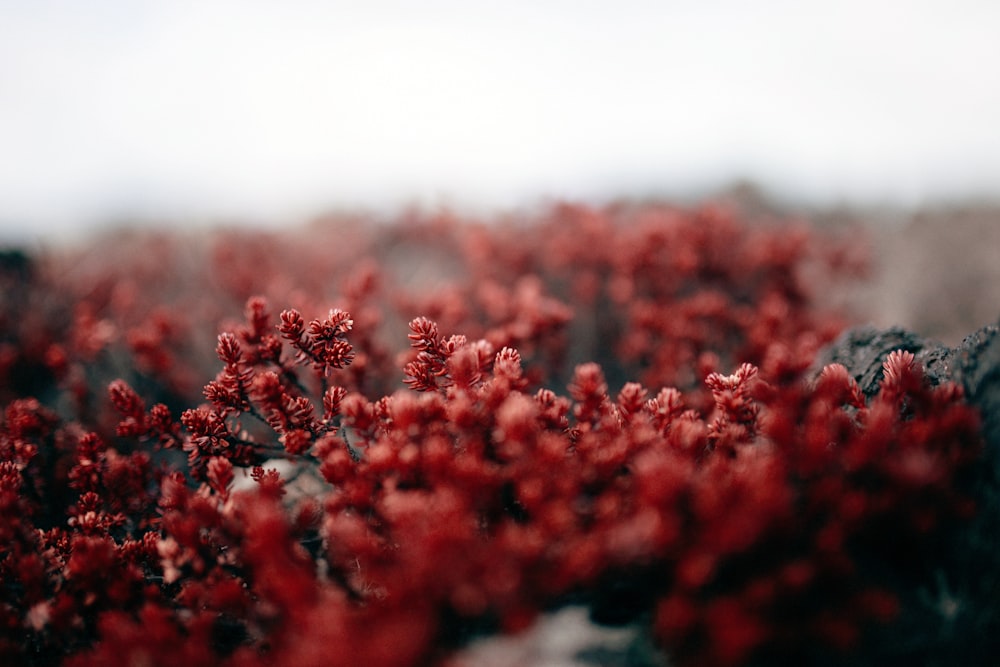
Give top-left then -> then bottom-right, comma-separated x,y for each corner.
1,203 -> 861,418
0,204 -> 988,666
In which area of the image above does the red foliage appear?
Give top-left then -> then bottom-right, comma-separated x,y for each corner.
0,204 -> 984,666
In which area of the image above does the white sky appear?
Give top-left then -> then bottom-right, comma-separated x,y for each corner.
2,0 -> 999,241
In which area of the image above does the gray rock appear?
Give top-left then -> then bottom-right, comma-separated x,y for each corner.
815,322 -> 1000,456
815,322 -> 1000,666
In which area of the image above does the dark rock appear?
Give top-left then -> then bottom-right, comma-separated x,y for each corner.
815,323 -> 1000,666
950,325 -> 1000,456
813,325 -> 945,397
815,323 -> 1000,456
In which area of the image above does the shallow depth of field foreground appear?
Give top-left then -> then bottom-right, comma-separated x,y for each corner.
1,202 -> 998,666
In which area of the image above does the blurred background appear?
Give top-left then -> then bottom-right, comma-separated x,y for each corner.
2,0 -> 999,236
1,0 -> 998,339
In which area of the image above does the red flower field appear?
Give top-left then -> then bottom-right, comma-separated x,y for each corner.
0,202 -> 995,666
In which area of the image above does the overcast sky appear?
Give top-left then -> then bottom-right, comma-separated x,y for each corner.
2,0 -> 999,241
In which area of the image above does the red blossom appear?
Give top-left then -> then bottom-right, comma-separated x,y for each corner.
280,307 -> 356,375
0,205 -> 991,667
205,456 -> 234,497
108,380 -> 147,437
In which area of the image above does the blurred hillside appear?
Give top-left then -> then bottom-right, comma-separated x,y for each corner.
2,180 -> 996,347
714,182 -> 1000,346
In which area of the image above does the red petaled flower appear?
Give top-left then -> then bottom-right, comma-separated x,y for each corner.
0,204 -> 988,667
206,456 -> 234,497
108,380 -> 148,437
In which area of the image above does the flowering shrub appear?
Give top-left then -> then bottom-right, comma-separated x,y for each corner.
0,204 -> 986,666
